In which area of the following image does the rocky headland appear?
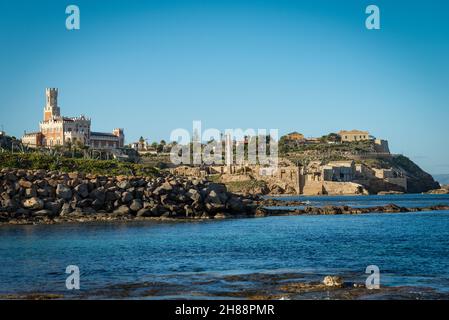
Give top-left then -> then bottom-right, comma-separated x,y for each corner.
426,185 -> 449,194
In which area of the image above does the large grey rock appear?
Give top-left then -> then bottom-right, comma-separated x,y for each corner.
114,205 -> 130,215
187,189 -> 201,202
2,199 -> 19,212
25,187 -> 37,198
117,181 -> 130,190
56,184 -> 72,201
206,190 -> 222,204
121,192 -> 133,204
90,187 -> 106,204
129,199 -> 143,212
77,198 -> 93,208
74,183 -> 89,198
227,196 -> 245,212
136,208 -> 151,217
60,203 -> 72,216
37,187 -> 49,197
14,208 -> 30,218
105,191 -> 119,202
44,201 -> 63,215
161,181 -> 173,191
206,183 -> 227,194
92,199 -> 104,210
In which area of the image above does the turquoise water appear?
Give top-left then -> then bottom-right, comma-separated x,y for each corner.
1,194 -> 449,298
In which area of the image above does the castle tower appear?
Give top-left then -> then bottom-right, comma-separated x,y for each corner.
43,88 -> 61,121
112,128 -> 125,147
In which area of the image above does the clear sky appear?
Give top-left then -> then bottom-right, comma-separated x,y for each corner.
0,0 -> 448,174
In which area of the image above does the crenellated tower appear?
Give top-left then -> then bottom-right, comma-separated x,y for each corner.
43,88 -> 61,121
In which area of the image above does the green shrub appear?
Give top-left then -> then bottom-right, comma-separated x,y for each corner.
0,152 -> 159,177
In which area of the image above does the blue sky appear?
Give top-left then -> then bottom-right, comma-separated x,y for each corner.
0,0 -> 448,174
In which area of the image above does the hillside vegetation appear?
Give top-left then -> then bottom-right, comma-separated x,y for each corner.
0,152 -> 159,177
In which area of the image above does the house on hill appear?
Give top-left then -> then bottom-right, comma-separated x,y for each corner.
339,130 -> 370,142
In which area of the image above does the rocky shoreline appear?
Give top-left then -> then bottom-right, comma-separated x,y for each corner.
2,272 -> 447,300
259,202 -> 449,216
1,168 -> 449,226
0,168 -> 256,226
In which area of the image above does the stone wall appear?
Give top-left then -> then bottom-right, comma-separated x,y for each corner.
302,181 -> 367,195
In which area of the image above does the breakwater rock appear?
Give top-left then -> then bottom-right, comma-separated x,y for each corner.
0,168 -> 255,225
259,203 -> 449,216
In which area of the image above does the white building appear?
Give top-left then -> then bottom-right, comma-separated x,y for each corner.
22,88 -> 124,149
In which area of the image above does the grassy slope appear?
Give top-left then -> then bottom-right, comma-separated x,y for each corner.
0,152 -> 159,177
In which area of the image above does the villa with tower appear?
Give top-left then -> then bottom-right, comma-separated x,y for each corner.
22,88 -> 124,149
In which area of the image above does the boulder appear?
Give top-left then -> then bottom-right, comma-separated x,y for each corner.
92,199 -> 104,210
117,181 -> 130,190
121,192 -> 133,204
44,201 -> 63,215
22,197 -> 44,210
186,189 -> 201,202
136,208 -> 151,217
90,187 -> 106,203
129,199 -> 143,212
18,179 -> 33,189
322,276 -> 343,287
14,208 -> 30,218
60,203 -> 72,216
105,191 -> 119,202
25,187 -> 37,198
206,190 -> 223,205
32,209 -> 52,217
227,196 -> 245,212
74,183 -> 89,198
37,187 -> 49,197
56,184 -> 72,201
161,181 -> 173,191
114,205 -> 130,215
2,199 -> 19,212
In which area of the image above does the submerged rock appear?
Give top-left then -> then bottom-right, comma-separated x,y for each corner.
322,276 -> 344,287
